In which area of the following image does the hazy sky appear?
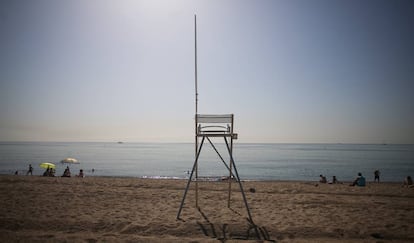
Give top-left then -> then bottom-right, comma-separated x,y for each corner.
1,0 -> 413,143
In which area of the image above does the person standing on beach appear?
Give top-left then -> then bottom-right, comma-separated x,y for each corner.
26,164 -> 33,175
374,170 -> 380,183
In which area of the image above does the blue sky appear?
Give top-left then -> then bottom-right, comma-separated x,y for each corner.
1,0 -> 413,143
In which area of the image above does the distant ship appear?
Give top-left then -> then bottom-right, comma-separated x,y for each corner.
117,141 -> 123,144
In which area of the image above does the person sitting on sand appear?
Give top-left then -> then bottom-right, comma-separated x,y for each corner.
62,166 -> 71,177
330,176 -> 339,184
77,169 -> 84,178
319,174 -> 327,183
43,167 -> 50,177
49,168 -> 55,177
350,172 -> 366,187
403,176 -> 412,187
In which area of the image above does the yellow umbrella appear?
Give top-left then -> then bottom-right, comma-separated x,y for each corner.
40,162 -> 56,169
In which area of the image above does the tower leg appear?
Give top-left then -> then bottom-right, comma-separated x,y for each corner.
224,137 -> 255,224
177,136 -> 205,219
228,137 -> 233,208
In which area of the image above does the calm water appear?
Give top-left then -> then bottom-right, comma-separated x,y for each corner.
0,142 -> 413,182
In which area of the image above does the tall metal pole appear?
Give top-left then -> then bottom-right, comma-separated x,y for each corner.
195,14 -> 198,115
194,14 -> 199,208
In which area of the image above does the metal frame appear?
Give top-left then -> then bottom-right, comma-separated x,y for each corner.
177,114 -> 254,225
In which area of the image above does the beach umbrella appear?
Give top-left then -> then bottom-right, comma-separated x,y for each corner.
60,157 -> 79,164
40,162 -> 56,169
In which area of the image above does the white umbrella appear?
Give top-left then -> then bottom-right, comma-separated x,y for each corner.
60,157 -> 79,164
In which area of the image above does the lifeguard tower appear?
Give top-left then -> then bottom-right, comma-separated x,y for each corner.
176,16 -> 254,225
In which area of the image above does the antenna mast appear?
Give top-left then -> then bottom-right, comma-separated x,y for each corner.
194,14 -> 198,114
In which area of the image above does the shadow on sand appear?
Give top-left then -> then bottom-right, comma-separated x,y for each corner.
196,208 -> 275,242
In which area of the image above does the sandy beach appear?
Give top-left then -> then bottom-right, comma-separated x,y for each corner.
0,175 -> 413,242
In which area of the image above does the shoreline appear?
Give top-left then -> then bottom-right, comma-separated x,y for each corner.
1,175 -> 413,242
2,174 -> 408,185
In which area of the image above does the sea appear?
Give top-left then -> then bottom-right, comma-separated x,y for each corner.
0,142 -> 413,182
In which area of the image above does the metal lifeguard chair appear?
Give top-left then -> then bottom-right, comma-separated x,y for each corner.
176,16 -> 254,225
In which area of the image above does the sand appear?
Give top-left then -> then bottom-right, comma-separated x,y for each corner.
0,175 -> 413,242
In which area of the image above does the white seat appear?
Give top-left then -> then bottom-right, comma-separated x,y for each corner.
196,114 -> 235,137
